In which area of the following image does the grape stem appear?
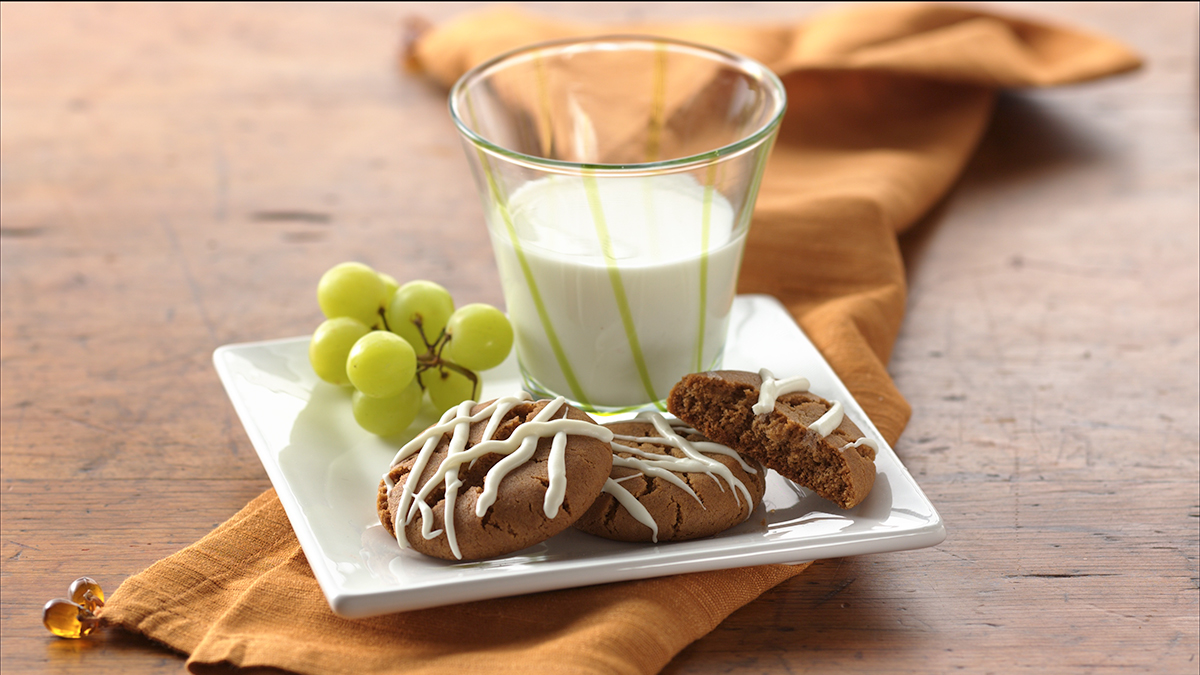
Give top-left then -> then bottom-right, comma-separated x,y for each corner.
410,319 -> 479,390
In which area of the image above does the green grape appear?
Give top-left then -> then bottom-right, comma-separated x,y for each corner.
379,272 -> 400,304
419,366 -> 480,414
352,379 -> 422,436
317,262 -> 387,327
309,317 -> 371,386
385,280 -> 454,351
346,331 -> 417,398
443,303 -> 513,371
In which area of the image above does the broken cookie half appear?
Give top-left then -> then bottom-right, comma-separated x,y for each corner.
667,369 -> 878,509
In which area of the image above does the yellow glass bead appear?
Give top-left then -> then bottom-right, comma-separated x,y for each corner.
68,577 -> 105,613
42,598 -> 100,639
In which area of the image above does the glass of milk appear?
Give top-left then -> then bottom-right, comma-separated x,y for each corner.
450,37 -> 786,412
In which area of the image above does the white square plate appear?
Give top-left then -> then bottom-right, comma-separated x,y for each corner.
214,294 -> 944,618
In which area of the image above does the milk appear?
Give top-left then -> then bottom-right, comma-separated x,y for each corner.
487,173 -> 745,410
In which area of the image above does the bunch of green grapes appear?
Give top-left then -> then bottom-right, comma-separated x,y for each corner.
307,262 -> 514,436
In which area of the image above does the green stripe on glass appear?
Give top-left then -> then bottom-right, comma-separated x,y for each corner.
533,53 -> 555,158
464,89 -> 590,406
476,155 -> 591,407
581,170 -> 662,409
645,42 -> 668,163
694,162 -> 718,373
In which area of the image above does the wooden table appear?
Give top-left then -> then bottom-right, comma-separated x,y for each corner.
2,3 -> 1196,672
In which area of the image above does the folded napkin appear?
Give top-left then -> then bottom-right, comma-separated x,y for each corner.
100,5 -> 1138,674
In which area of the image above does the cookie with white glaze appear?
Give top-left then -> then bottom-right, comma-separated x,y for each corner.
667,370 -> 877,509
572,413 -> 766,543
377,394 -> 613,561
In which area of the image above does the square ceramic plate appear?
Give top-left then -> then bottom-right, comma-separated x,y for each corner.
214,294 -> 944,618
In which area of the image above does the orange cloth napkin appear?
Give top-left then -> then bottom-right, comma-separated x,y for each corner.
99,5 -> 1139,674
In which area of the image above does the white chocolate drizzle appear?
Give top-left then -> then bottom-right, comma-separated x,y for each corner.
602,412 -> 758,543
752,368 -> 810,415
810,400 -> 844,438
600,478 -> 659,541
840,436 -> 879,453
753,368 -> 876,450
382,392 -> 615,560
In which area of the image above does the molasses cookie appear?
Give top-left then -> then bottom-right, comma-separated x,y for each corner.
573,413 -> 766,543
377,393 -> 613,561
667,369 -> 877,509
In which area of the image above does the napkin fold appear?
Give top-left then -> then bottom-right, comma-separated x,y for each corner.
100,5 -> 1139,674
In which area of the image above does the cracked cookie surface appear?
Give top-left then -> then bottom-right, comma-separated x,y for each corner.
573,418 -> 766,543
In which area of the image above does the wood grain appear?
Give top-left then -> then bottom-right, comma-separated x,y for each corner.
2,2 -> 1196,673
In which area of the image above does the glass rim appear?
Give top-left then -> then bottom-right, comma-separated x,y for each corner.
448,35 -> 787,175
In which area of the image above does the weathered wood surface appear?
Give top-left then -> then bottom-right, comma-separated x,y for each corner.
2,3 -> 1196,673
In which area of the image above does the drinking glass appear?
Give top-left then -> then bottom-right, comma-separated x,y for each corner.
451,36 -> 786,412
